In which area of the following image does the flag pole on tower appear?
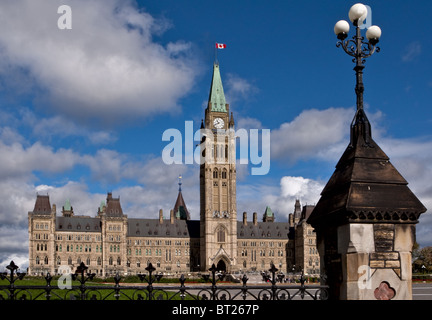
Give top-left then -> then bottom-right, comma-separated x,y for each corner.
215,42 -> 226,64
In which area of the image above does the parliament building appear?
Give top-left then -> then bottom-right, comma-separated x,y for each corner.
28,63 -> 319,277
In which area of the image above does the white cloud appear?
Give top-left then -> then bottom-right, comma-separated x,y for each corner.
236,117 -> 263,131
0,140 -> 79,181
225,73 -> 258,105
270,107 -> 353,163
0,0 -> 198,123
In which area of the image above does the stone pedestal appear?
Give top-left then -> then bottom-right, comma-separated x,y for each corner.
308,107 -> 426,300
336,223 -> 415,300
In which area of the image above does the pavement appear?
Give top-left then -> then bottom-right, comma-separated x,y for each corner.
412,282 -> 432,300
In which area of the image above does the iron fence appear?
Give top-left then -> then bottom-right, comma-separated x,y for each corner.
0,261 -> 328,301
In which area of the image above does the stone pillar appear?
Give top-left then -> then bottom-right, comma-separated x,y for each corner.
333,223 -> 416,300
307,107 -> 426,300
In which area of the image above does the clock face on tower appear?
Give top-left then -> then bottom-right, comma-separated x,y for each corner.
213,117 -> 224,129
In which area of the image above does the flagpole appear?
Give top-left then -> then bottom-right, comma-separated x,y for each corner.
214,43 -> 218,64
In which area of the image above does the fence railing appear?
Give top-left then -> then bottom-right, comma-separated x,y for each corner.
0,261 -> 328,301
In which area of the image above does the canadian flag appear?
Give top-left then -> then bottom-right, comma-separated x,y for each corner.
215,43 -> 226,49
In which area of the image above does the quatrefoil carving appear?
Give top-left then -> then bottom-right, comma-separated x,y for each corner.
374,281 -> 396,300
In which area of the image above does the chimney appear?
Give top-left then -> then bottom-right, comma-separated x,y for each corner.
170,209 -> 174,224
243,212 -> 247,226
159,209 -> 163,224
253,212 -> 258,226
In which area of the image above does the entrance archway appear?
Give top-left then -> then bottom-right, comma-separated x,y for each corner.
216,259 -> 226,272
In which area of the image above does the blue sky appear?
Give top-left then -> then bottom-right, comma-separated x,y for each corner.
0,0 -> 431,268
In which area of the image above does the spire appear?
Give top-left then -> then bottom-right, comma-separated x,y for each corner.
208,63 -> 227,112
229,112 -> 235,128
173,176 -> 190,220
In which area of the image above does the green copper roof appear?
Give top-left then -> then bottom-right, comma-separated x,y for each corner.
208,63 -> 227,112
264,206 -> 274,217
99,200 -> 105,212
64,199 -> 71,211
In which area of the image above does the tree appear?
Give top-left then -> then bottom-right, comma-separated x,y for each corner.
413,246 -> 432,273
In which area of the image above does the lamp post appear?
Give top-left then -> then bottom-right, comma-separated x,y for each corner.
334,3 -> 381,112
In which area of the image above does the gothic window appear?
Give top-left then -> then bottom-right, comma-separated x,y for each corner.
216,227 -> 225,243
222,169 -> 227,179
97,257 -> 101,266
213,168 -> 218,179
36,256 -> 40,264
109,257 -> 113,265
137,260 -> 140,268
86,257 -> 90,266
117,257 -> 121,266
68,257 -> 72,265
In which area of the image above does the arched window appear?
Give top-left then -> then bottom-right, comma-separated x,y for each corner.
97,257 -> 101,266
109,257 -> 113,265
86,257 -> 91,266
217,227 -> 225,243
56,256 -> 61,265
213,169 -> 218,179
36,256 -> 40,265
44,256 -> 48,264
68,257 -> 72,265
222,169 -> 227,179
117,257 -> 121,266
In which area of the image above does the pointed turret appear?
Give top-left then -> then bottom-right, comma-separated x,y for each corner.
208,63 -> 228,113
229,112 -> 235,128
173,175 -> 190,220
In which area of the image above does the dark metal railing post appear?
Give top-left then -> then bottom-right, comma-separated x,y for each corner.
114,272 -> 121,300
269,264 -> 278,300
179,274 -> 186,300
71,261 -> 96,300
209,264 -> 217,300
0,261 -> 26,300
241,274 -> 249,300
138,263 -> 163,300
44,272 -> 53,300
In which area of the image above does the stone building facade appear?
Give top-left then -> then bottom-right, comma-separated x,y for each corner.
28,63 -> 318,277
